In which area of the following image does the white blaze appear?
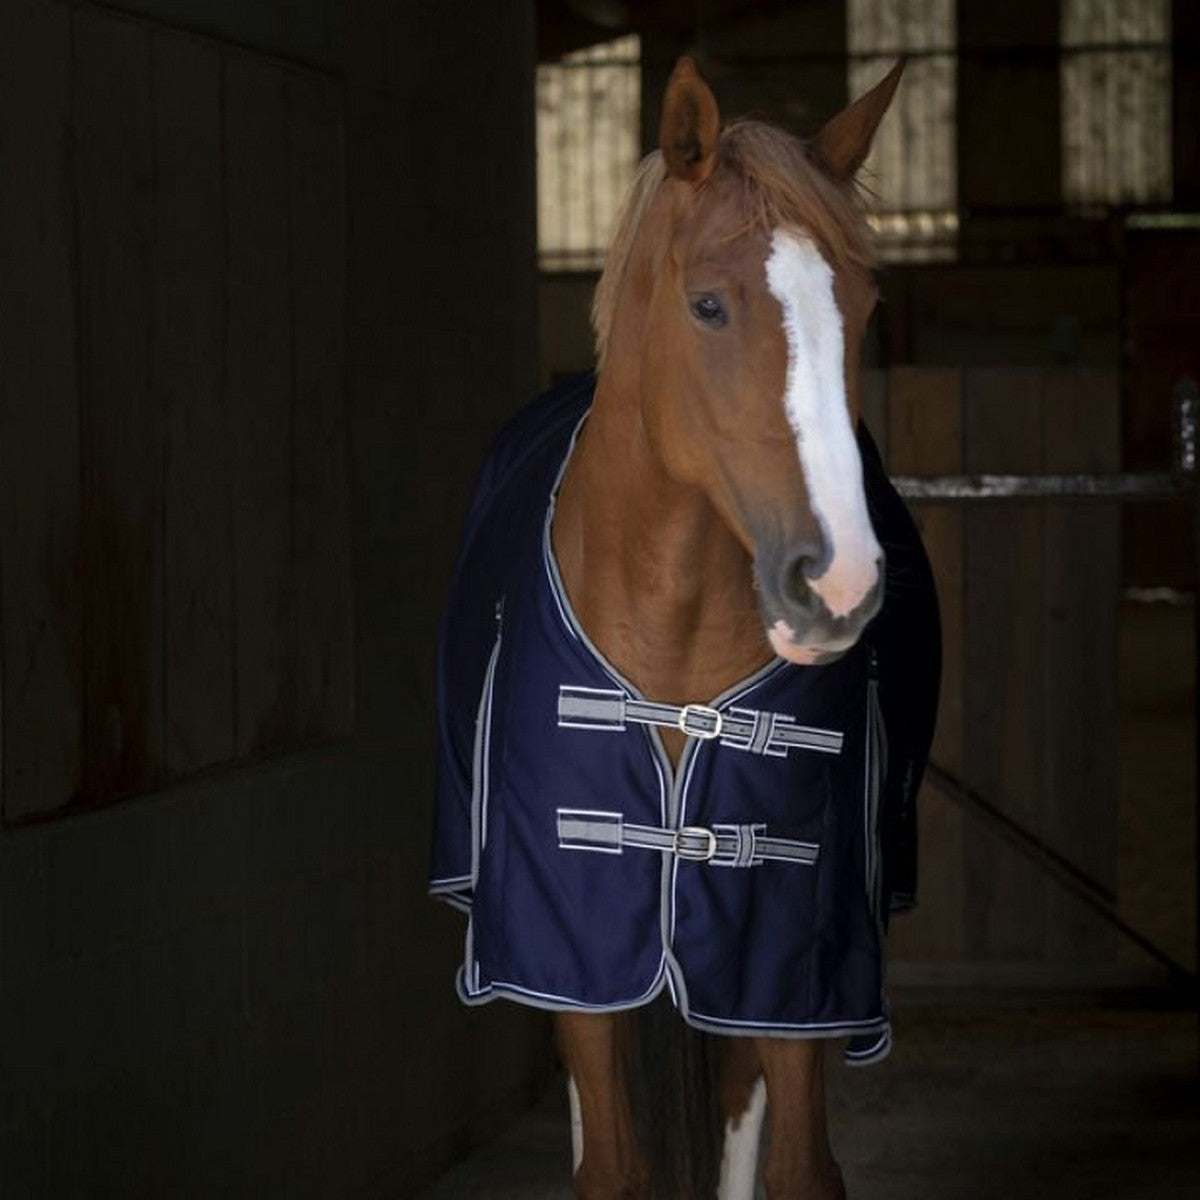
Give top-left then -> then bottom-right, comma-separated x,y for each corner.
764,229 -> 881,620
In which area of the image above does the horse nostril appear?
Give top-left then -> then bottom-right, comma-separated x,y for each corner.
781,542 -> 826,609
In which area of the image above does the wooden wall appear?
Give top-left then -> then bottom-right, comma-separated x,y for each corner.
862,367 -> 1122,976
0,1 -> 353,824
0,1 -> 547,1195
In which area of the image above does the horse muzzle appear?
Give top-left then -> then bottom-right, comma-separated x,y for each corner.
755,545 -> 884,666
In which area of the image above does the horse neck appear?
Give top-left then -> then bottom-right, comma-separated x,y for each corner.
551,373 -> 772,708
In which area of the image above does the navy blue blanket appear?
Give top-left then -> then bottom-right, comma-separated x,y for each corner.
429,373 -> 939,1056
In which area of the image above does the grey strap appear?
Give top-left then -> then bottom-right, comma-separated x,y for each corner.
556,808 -> 819,867
557,686 -> 843,757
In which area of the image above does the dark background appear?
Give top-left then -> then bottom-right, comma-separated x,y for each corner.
0,1 -> 1195,1196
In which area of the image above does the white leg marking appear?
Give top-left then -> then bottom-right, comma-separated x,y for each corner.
765,230 -> 881,619
717,1076 -> 767,1200
567,1074 -> 583,1173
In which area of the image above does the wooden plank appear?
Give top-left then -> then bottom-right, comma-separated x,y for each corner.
962,369 -> 1046,960
1040,370 -> 1120,961
886,368 -> 966,963
153,32 -> 235,777
0,1 -> 82,820
73,8 -> 163,802
287,74 -> 354,743
225,52 -> 296,757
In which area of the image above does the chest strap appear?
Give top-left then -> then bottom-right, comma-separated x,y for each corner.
557,685 -> 843,757
557,808 -> 819,867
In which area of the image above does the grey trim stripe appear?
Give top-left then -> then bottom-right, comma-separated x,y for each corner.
457,971 -> 890,1041
557,810 -> 624,854
470,617 -> 504,883
431,890 -> 472,915
843,1025 -> 893,1067
428,874 -> 472,889
556,808 -> 819,867
456,961 -> 670,1014
557,685 -> 843,757
684,1009 -> 890,1038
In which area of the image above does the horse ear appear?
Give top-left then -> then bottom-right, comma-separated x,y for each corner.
659,57 -> 720,184
809,59 -> 904,181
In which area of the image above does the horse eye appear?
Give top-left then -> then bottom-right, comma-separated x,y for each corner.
690,293 -> 727,328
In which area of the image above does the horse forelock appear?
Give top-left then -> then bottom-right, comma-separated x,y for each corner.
591,119 -> 876,366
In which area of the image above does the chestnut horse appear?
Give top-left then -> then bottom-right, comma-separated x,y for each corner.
431,56 -> 939,1200
552,60 -> 902,1200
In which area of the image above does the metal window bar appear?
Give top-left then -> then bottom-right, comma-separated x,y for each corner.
1061,0 -> 1173,208
891,377 -> 1200,1001
848,0 -> 957,261
537,36 -> 641,273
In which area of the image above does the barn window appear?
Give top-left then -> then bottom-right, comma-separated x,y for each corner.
536,34 -> 641,272
1061,0 -> 1172,209
846,0 -> 958,262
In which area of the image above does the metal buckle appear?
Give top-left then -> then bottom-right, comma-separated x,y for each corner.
677,703 -> 723,740
674,826 -> 717,862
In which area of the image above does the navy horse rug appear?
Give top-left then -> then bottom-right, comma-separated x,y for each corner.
429,373 -> 940,1061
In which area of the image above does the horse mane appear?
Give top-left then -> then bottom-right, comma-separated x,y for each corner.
592,119 -> 876,365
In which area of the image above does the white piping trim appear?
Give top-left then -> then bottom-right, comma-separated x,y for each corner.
843,1025 -> 893,1066
685,1010 -> 888,1036
428,874 -> 472,889
457,962 -> 669,1012
456,966 -> 889,1038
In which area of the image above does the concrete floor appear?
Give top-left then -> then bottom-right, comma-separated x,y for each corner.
414,1000 -> 1199,1200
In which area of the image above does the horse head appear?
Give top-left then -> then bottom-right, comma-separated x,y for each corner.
594,58 -> 903,666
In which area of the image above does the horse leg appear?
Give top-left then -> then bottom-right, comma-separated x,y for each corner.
554,1011 -> 650,1200
755,1038 -> 845,1200
718,1037 -> 767,1200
